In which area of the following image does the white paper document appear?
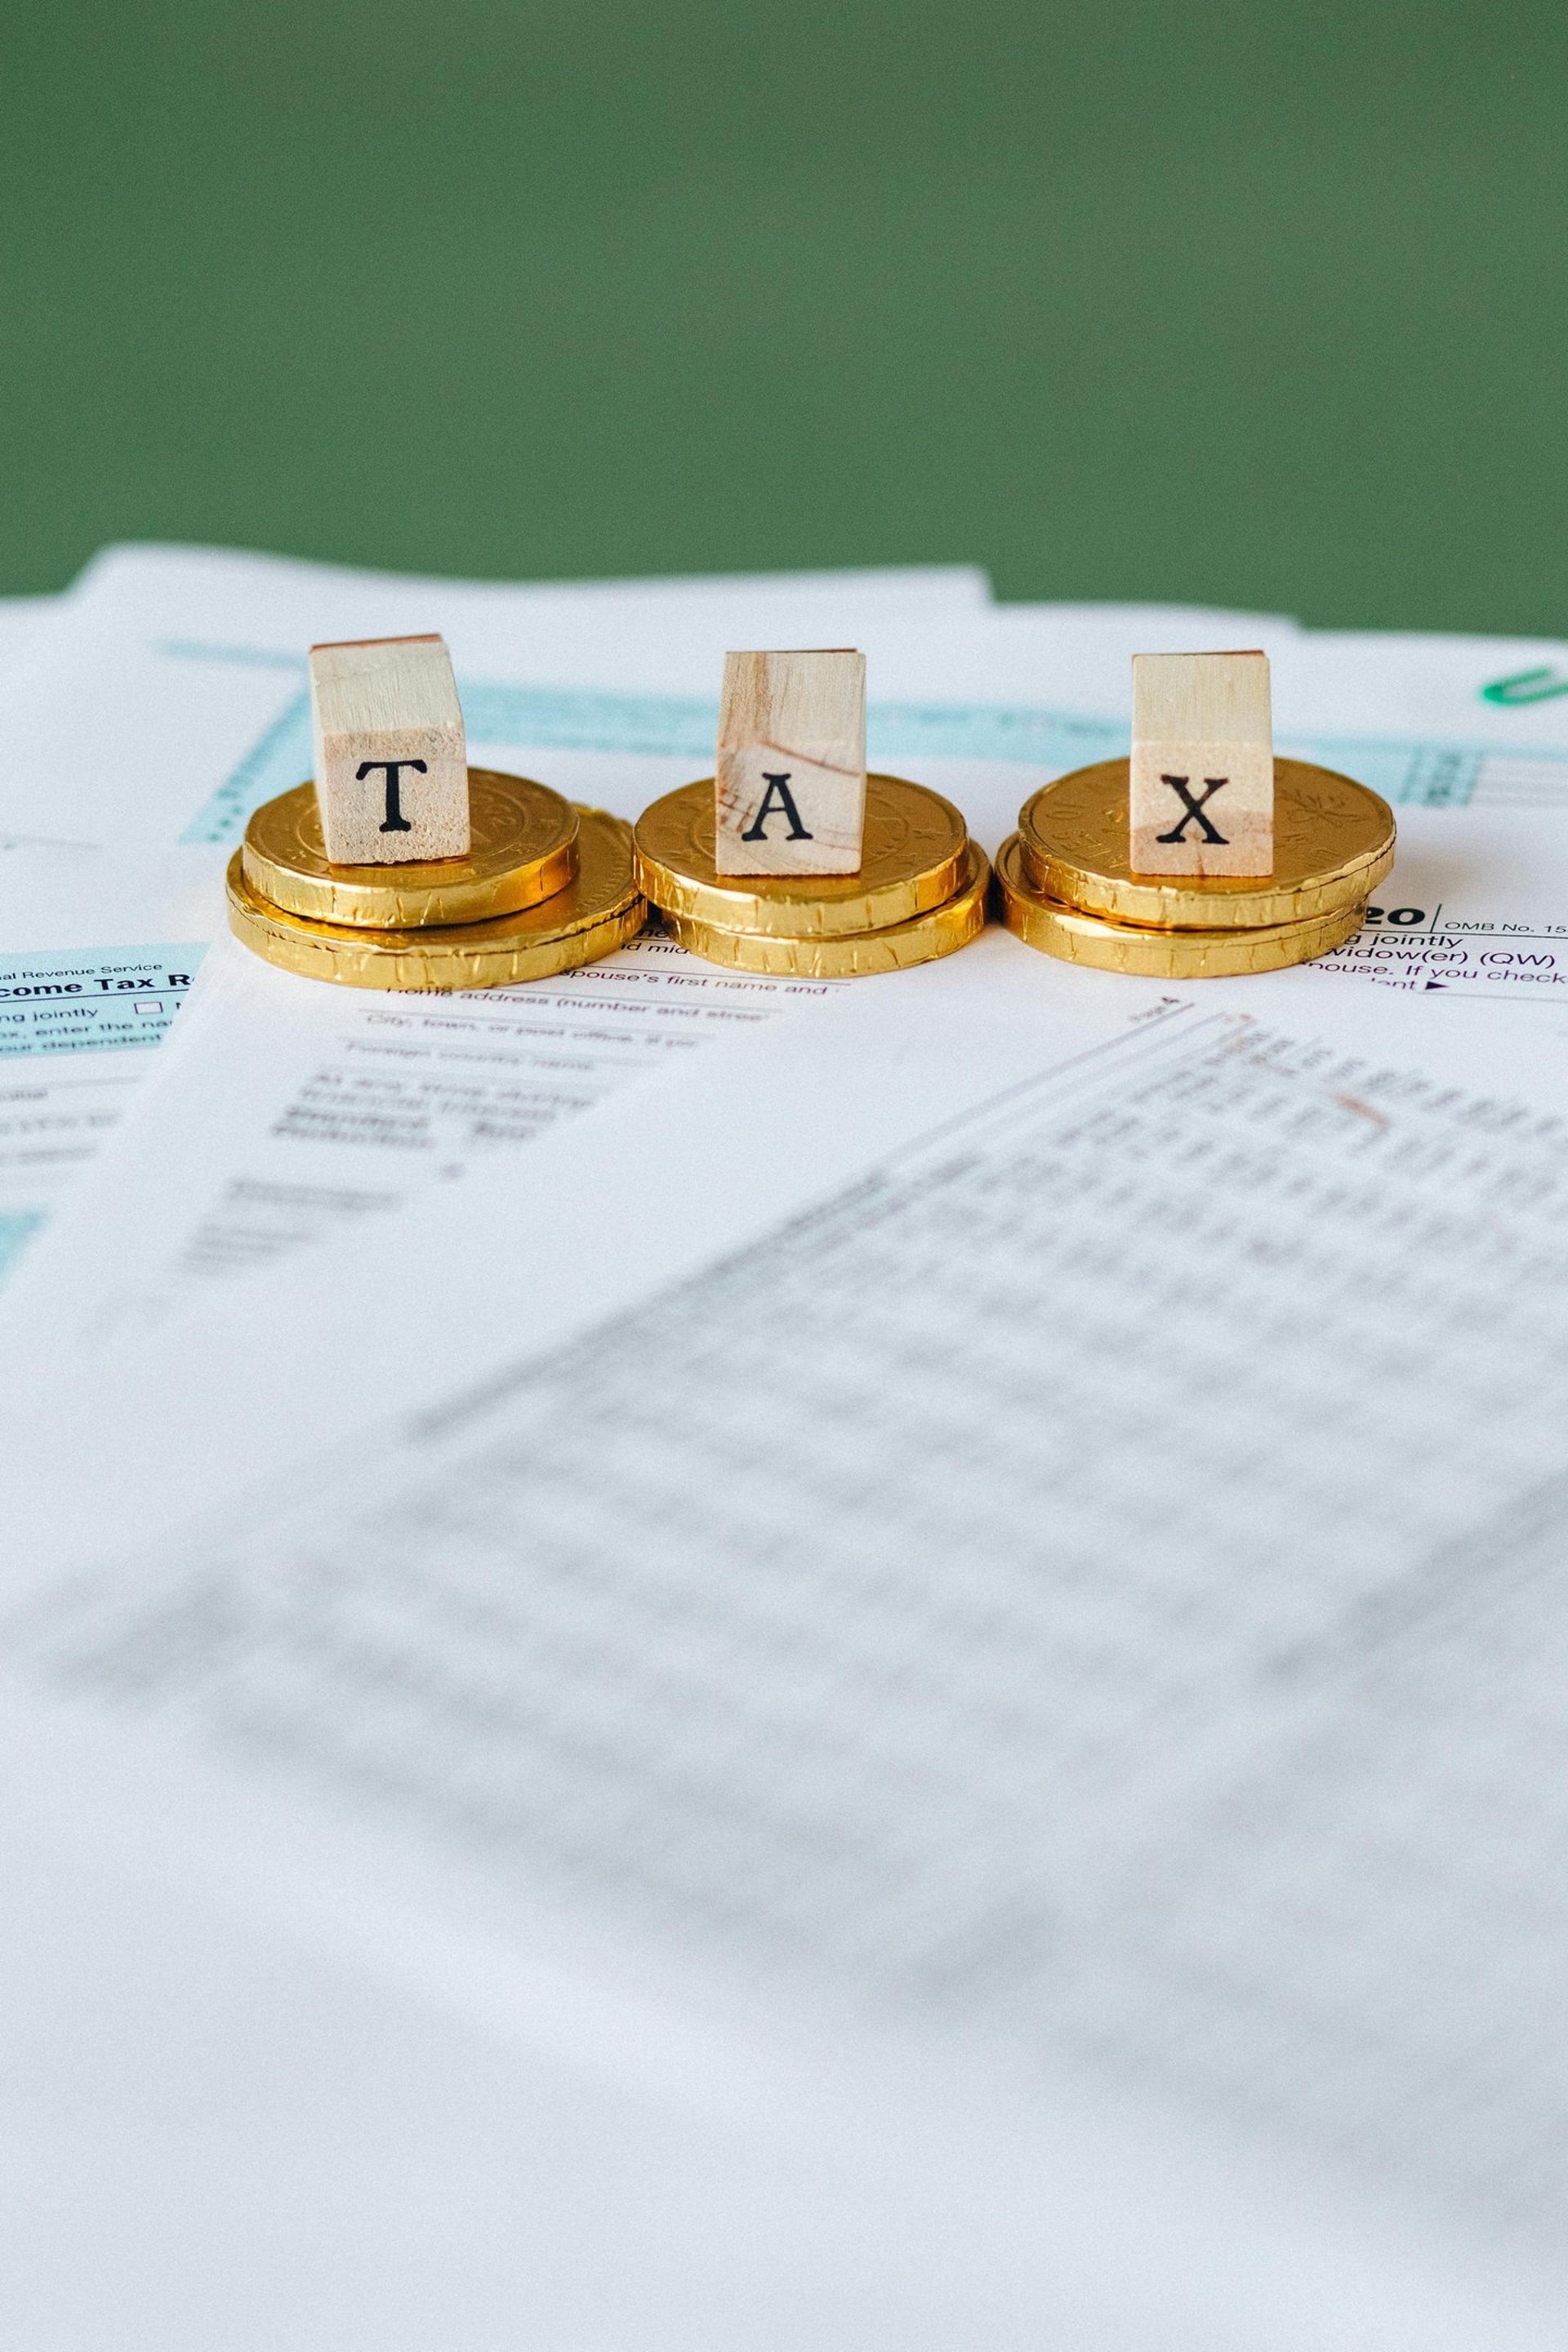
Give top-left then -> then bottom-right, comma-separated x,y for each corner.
0,556 -> 1303,1356
7,951 -> 1568,2345
16,555 -> 1568,2341
0,543 -> 978,847
13,577 -> 1568,1387
1274,626 -> 1568,808
14,786 -> 1568,1373
1314,803 -> 1568,998
0,543 -> 1303,852
7,546 -> 1568,870
0,593 -> 56,678
0,925 -> 838,1339
0,843 -> 225,1282
0,546 -> 999,1300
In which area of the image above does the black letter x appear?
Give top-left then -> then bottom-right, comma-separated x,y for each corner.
356,757 -> 427,833
1156,773 -> 1229,845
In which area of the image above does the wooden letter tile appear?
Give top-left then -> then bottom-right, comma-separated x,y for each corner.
310,634 -> 470,866
714,649 -> 866,875
1129,651 -> 1272,877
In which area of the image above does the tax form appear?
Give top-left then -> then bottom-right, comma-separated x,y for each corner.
0,541 -> 1298,849
13,646 -> 1568,1364
6,948 -> 1568,2346
1271,626 -> 1568,807
0,842 -> 225,1284
0,550 -> 1004,1290
13,543 -> 1568,858
1312,804 -> 1568,997
0,593 -> 56,677
0,564 -> 1306,1356
0,929 -> 840,1330
0,542 -> 980,847
11,563 -> 1568,2341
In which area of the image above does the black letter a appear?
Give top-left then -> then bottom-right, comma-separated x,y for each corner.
741,773 -> 813,842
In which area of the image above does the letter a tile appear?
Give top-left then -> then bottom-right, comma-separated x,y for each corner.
715,650 -> 866,875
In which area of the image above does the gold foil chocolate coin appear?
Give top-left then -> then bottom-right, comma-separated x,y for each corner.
995,833 -> 1365,978
242,768 -> 579,929
635,773 -> 968,938
1018,757 -> 1394,929
666,842 -> 991,976
228,807 -> 644,990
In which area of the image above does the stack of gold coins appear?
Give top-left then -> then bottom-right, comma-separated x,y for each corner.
633,773 -> 990,978
995,757 -> 1396,977
228,768 -> 646,989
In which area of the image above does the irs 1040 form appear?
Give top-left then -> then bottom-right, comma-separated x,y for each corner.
0,543 -> 1011,1322
0,927 -> 840,1340
6,950 -> 1568,2345
0,843 -> 225,1284
0,566 -> 1316,1358
14,796 -> 1568,1365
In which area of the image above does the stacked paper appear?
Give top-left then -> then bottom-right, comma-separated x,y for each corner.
3,548 -> 1568,2350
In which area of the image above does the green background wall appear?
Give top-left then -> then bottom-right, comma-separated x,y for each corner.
3,0 -> 1566,628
